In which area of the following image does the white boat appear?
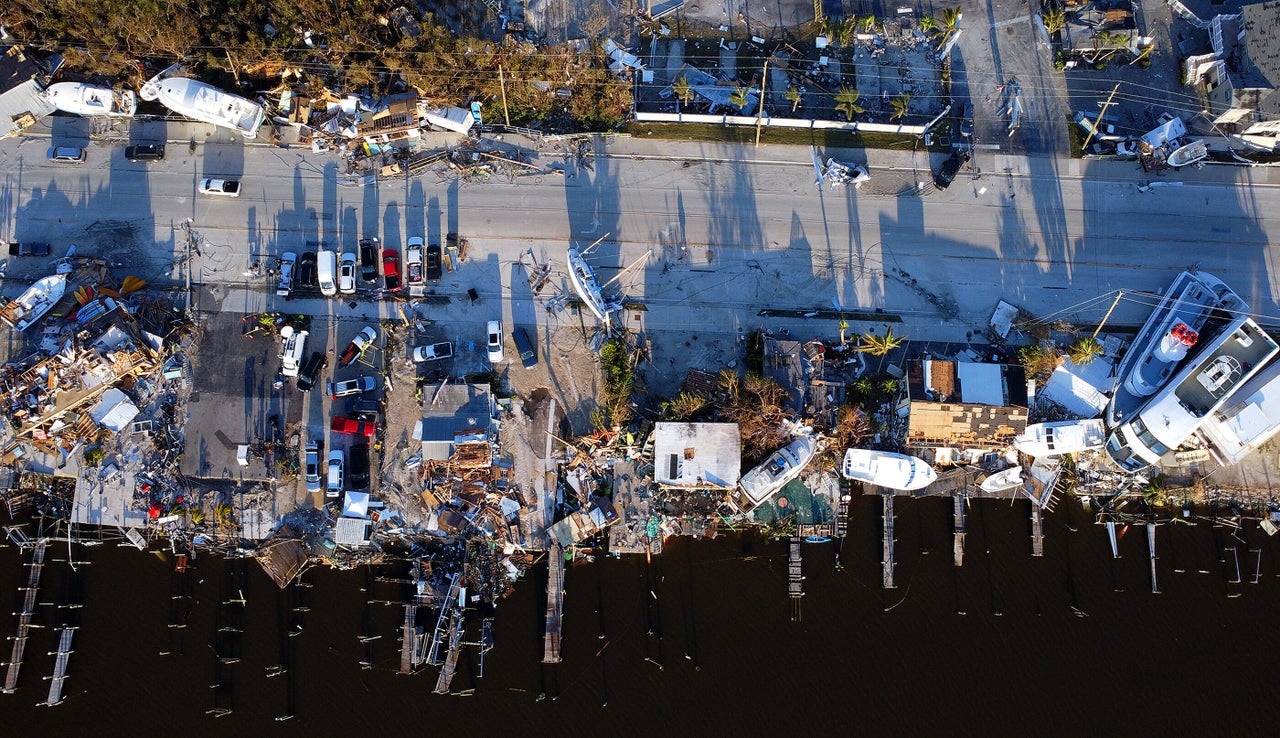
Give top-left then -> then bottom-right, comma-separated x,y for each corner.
1,274 -> 68,331
1168,140 -> 1208,168
1014,419 -> 1106,458
840,449 -> 937,491
567,247 -> 610,325
139,73 -> 265,138
733,436 -> 816,512
979,465 -> 1024,493
45,82 -> 136,118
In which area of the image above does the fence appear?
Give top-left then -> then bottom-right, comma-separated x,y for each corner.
633,110 -> 929,136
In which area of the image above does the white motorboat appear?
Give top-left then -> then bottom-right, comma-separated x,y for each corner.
979,465 -> 1024,493
1168,140 -> 1208,168
45,82 -> 136,118
139,73 -> 265,138
1,274 -> 68,331
734,436 -> 816,512
1014,419 -> 1106,458
567,247 -> 610,324
840,449 -> 937,491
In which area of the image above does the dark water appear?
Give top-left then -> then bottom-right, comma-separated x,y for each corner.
3,497 -> 1276,734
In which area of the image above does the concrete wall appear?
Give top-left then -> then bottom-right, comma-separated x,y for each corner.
633,111 -> 927,135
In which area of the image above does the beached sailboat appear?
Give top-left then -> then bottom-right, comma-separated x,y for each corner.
45,82 -> 136,118
733,436 -> 817,513
567,246 -> 610,325
840,449 -> 937,491
1168,140 -> 1208,168
1,274 -> 68,331
139,70 -> 265,138
979,465 -> 1024,493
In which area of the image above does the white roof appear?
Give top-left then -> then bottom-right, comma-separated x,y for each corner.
88,388 -> 140,431
343,490 -> 371,519
334,516 -> 370,546
1197,360 -> 1280,464
652,422 -> 741,487
956,362 -> 1005,406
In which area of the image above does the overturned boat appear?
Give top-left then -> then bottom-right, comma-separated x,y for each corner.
45,82 -> 136,118
139,70 -> 265,138
841,449 -> 937,491
731,436 -> 817,513
567,246 -> 611,325
979,465 -> 1024,493
1,274 -> 68,331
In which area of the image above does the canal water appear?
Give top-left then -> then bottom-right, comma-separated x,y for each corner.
2,496 -> 1275,733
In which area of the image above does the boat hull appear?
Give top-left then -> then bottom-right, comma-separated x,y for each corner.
980,466 -> 1024,493
1,274 -> 68,331
841,449 -> 937,491
736,436 -> 816,510
567,248 -> 609,323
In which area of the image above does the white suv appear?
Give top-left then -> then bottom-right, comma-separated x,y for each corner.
339,252 -> 357,294
279,326 -> 308,377
487,320 -> 504,363
326,449 -> 344,498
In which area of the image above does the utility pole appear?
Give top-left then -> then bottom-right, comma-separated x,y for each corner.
1093,291 -> 1125,339
755,60 -> 769,148
498,66 -> 511,126
1082,83 -> 1120,151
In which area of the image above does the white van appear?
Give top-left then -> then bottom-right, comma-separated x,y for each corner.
317,249 -> 337,296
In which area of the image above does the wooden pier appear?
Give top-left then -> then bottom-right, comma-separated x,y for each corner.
882,494 -> 896,589
1030,504 -> 1045,557
542,545 -> 565,664
3,540 -> 47,694
953,493 -> 966,567
433,610 -> 465,694
43,627 -> 74,706
1147,523 -> 1160,594
426,574 -> 462,667
398,605 -> 418,674
788,537 -> 804,622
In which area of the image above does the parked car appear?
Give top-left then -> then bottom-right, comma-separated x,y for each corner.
426,243 -> 443,281
412,341 -> 454,363
382,248 -> 402,291
330,416 -> 376,437
317,249 -> 337,297
512,327 -> 537,369
198,178 -> 241,197
279,326 -> 308,377
327,375 -> 377,399
7,242 -> 51,257
125,144 -> 165,161
339,252 -> 357,294
358,238 -> 380,281
304,442 -> 321,493
47,146 -> 86,163
347,398 -> 380,420
487,320 -> 504,363
339,326 -> 378,368
958,104 -> 973,138
348,443 -> 370,489
405,237 -> 424,290
934,150 -> 968,190
276,252 -> 297,297
297,252 -> 318,290
326,449 -> 344,498
296,351 -> 327,392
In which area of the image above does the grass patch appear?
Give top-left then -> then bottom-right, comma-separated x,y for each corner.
1066,114 -> 1086,158
623,122 -> 918,150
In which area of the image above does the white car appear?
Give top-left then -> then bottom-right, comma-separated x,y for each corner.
279,326 -> 308,377
326,449 -> 344,499
338,252 -> 357,294
277,252 -> 297,297
487,320 -> 504,363
198,178 -> 241,197
304,442 -> 321,493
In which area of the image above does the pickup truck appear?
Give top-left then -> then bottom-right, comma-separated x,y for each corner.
6,242 -> 51,257
338,326 -> 378,368
330,416 -> 376,437
412,341 -> 454,363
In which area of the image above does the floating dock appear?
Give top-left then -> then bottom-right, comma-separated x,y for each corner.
953,493 -> 966,567
882,494 -> 896,589
43,627 -> 74,706
788,537 -> 804,622
542,545 -> 565,664
3,540 -> 47,693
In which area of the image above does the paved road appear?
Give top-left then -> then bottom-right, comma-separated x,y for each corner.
1,131 -> 1278,343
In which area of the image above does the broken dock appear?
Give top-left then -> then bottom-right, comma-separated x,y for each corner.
42,627 -> 75,706
542,544 -> 565,664
3,539 -> 47,694
882,494 -> 896,589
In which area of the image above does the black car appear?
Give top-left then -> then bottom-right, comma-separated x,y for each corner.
296,351 -> 327,392
348,443 -> 371,489
934,150 -> 968,190
512,327 -> 537,369
426,243 -> 443,281
7,242 -> 51,257
347,397 -> 380,420
959,104 -> 973,138
298,252 -> 318,289
125,144 -> 165,162
358,238 -> 379,281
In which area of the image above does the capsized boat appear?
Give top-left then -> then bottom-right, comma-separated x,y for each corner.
45,82 -> 136,118
0,274 -> 68,331
1168,140 -> 1208,168
567,246 -> 610,324
841,449 -> 936,491
139,71 -> 265,138
979,465 -> 1024,493
734,436 -> 816,512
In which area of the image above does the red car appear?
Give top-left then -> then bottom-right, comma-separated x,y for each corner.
382,248 -> 401,291
330,416 -> 376,437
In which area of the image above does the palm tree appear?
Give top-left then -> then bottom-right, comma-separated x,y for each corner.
1068,336 -> 1104,365
728,86 -> 751,111
672,75 -> 694,111
918,14 -> 940,36
890,93 -> 910,121
838,319 -> 850,346
834,17 -> 857,46
936,7 -> 962,47
785,85 -> 802,113
856,328 -> 905,356
189,507 -> 206,526
1042,7 -> 1066,36
859,15 -> 878,34
833,86 -> 864,121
